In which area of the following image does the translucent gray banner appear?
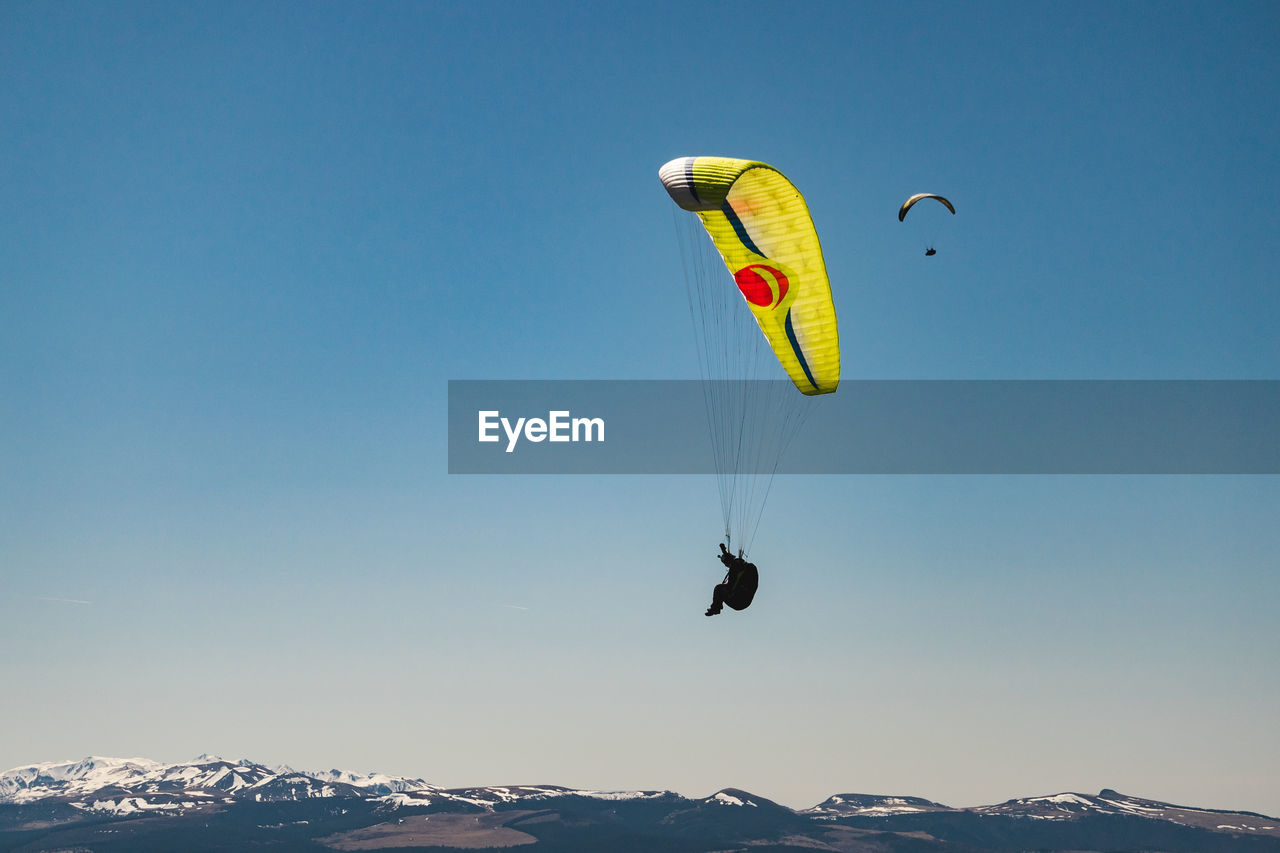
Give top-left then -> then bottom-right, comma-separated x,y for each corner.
447,380 -> 1280,474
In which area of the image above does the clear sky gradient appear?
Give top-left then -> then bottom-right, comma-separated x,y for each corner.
3,0 -> 1278,814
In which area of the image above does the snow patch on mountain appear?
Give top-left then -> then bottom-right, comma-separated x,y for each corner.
73,797 -> 198,816
713,791 -> 752,807
313,768 -> 433,795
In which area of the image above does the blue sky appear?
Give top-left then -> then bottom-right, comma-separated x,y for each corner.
3,0 -> 1278,814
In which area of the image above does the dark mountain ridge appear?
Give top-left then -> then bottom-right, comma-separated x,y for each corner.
2,756 -> 1276,852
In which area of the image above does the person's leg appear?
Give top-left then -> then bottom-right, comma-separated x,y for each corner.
705,583 -> 727,616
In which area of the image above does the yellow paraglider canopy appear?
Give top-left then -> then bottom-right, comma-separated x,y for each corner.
659,156 -> 839,396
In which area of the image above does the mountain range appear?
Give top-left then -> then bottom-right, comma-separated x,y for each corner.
2,755 -> 1277,852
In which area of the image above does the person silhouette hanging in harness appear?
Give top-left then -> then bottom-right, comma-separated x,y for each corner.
706,543 -> 759,617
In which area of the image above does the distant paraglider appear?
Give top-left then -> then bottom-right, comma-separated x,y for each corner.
899,193 -> 955,256
898,193 -> 955,221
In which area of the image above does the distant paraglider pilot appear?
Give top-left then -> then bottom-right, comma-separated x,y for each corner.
706,543 -> 759,616
899,193 -> 954,259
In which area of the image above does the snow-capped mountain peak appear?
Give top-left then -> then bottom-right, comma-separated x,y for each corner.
802,792 -> 953,817
0,756 -> 407,808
